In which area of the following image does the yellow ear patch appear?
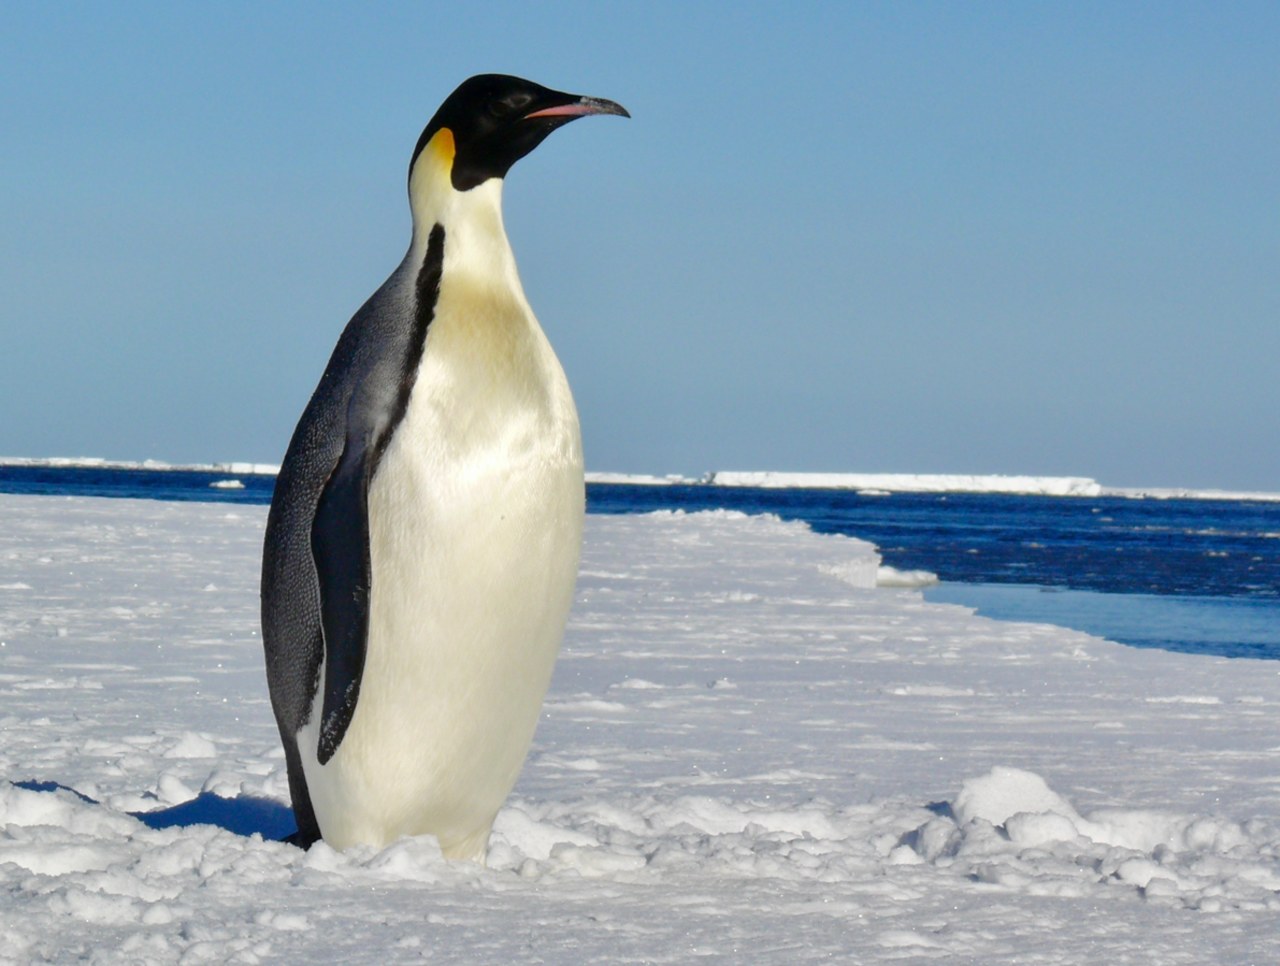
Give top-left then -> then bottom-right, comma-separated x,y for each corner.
429,127 -> 456,167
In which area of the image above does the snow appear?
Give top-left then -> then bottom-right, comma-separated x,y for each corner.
592,468 -> 1280,502
2,494 -> 1279,963
1105,485 -> 1280,503
584,471 -> 686,486
709,470 -> 1108,497
0,456 -> 281,476
708,470 -> 1280,502
875,564 -> 940,588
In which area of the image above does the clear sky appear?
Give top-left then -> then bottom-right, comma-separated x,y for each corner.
3,2 -> 1277,489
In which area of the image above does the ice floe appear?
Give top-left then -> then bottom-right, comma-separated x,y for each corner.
0,495 -> 1277,962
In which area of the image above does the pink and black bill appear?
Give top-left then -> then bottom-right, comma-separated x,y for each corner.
409,74 -> 629,191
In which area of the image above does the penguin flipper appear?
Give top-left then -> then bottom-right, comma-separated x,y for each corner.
310,438 -> 374,765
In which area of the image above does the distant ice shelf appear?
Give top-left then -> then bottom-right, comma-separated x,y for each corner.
1104,485 -> 1280,503
704,471 -> 1279,502
0,456 -> 281,476
708,471 -> 1105,497
584,472 -> 688,486
4,458 -> 1277,502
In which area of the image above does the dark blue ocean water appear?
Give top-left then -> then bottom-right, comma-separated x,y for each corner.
2,465 -> 1277,661
587,483 -> 1280,661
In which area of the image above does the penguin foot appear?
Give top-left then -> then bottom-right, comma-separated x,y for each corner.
282,828 -> 320,849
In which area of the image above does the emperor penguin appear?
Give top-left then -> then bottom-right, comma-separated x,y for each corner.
260,75 -> 628,861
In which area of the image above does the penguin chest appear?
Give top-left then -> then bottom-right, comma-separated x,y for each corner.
306,298 -> 584,857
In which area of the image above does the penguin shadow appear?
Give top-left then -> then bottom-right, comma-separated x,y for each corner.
12,780 -> 297,841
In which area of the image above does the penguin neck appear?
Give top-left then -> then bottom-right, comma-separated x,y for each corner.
408,173 -> 519,289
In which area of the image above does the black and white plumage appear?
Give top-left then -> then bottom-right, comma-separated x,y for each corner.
260,75 -> 627,860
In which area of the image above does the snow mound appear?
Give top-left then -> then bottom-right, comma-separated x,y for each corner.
876,565 -> 940,588
902,766 -> 1280,910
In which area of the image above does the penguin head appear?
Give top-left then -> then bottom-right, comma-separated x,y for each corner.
409,74 -> 629,193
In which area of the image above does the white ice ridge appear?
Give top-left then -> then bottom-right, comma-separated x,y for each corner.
1106,485 -> 1280,503
875,564 -> 940,588
710,471 -> 1106,497
6,458 -> 1279,501
599,469 -> 1280,501
0,456 -> 281,475
2,494 -> 1278,962
584,471 -> 687,486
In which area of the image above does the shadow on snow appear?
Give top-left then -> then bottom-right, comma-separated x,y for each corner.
12,780 -> 297,841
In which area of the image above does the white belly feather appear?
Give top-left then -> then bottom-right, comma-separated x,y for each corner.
297,267 -> 583,861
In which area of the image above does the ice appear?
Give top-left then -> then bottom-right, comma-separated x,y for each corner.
0,456 -> 280,476
8,457 -> 1279,501
876,564 -> 939,588
602,467 -> 1280,501
709,470 -> 1107,497
953,765 -> 1082,827
162,733 -> 219,760
1,493 -> 1278,962
584,471 -> 687,485
1107,485 -> 1280,503
902,765 -> 1277,910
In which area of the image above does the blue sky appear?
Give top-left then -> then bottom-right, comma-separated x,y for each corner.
3,2 -> 1277,489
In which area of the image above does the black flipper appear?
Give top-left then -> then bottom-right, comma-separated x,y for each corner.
306,222 -> 446,767
311,437 -> 374,765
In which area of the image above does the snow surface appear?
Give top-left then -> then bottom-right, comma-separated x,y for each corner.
2,494 -> 1279,963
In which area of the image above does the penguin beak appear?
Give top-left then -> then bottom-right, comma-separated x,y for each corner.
523,95 -> 630,121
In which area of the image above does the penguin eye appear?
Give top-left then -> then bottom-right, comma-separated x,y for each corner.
489,93 -> 532,119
